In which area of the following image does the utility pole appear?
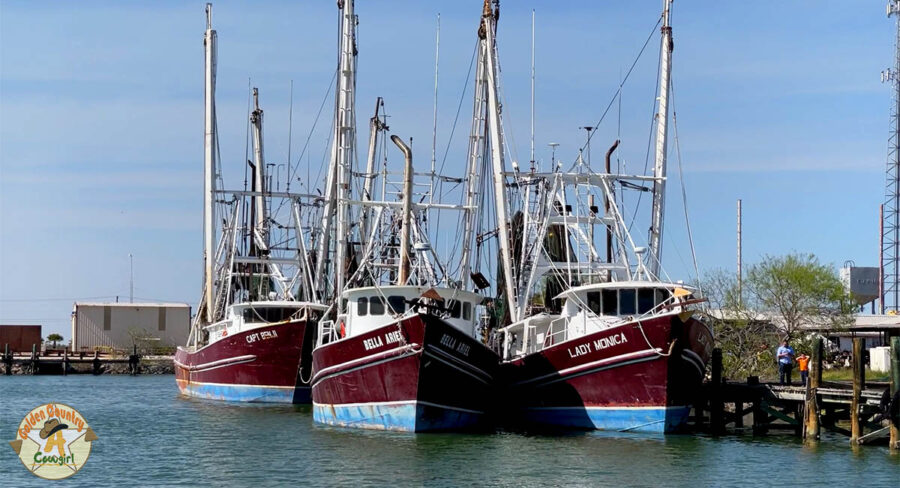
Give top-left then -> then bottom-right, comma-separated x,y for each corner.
737,199 -> 742,302
129,253 -> 134,303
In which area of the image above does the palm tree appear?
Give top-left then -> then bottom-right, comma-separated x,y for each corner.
47,333 -> 63,348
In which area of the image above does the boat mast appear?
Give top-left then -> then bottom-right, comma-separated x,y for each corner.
530,9 -> 535,170
361,97 -> 383,242
482,0 -> 519,321
647,0 -> 673,278
459,15 -> 489,291
203,3 -> 217,323
315,0 -> 357,306
250,88 -> 268,248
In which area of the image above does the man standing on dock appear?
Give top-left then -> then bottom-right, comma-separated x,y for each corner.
776,340 -> 795,385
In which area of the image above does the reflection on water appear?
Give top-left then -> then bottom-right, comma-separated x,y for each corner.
1,376 -> 897,487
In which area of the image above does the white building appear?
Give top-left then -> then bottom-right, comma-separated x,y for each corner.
71,302 -> 190,353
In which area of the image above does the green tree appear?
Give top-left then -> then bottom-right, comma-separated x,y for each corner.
46,333 -> 64,348
745,253 -> 852,343
702,253 -> 852,379
701,269 -> 780,379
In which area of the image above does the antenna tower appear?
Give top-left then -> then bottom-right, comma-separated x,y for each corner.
883,1 -> 900,312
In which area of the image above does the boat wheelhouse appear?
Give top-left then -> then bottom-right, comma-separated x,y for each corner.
502,282 -> 695,360
325,286 -> 483,343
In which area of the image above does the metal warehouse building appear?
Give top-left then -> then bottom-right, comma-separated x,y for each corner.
71,302 -> 190,353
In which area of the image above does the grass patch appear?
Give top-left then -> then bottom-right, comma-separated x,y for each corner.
821,368 -> 890,382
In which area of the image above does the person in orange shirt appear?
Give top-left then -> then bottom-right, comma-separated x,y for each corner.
796,353 -> 810,386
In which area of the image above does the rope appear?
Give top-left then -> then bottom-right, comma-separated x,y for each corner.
573,16 -> 662,165
671,82 -> 702,292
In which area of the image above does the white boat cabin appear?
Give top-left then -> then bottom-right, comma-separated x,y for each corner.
501,281 -> 694,360
324,285 -> 484,343
204,300 -> 327,344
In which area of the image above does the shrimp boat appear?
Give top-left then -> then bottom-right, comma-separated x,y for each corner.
175,4 -> 326,403
309,0 -> 499,431
484,0 -> 713,433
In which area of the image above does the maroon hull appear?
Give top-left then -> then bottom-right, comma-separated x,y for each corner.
311,314 -> 498,431
175,319 -> 316,403
501,313 -> 712,432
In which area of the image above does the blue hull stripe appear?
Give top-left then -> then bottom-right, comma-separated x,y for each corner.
313,401 -> 483,432
523,406 -> 692,433
178,381 -> 297,403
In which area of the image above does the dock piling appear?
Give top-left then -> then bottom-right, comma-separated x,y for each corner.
710,348 -> 724,434
3,344 -> 10,375
803,337 -> 823,442
850,337 -> 863,444
891,336 -> 899,450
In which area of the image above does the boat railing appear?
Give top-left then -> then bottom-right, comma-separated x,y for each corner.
318,320 -> 337,346
542,317 -> 569,350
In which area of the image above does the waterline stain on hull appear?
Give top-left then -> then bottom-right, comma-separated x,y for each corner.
520,405 -> 693,434
313,400 -> 484,432
176,379 -> 300,403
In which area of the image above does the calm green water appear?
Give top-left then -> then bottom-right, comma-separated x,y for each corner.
1,375 -> 896,487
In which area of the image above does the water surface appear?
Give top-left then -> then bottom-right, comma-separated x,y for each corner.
1,375 -> 896,486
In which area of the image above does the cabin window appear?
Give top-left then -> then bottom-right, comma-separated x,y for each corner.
638,289 -> 655,314
655,289 -> 670,307
619,289 -> 637,315
462,302 -> 472,320
601,289 -> 617,315
243,307 -> 297,323
358,297 -> 368,316
587,291 -> 601,315
369,297 -> 385,315
388,295 -> 406,314
448,300 -> 462,319
341,299 -> 348,314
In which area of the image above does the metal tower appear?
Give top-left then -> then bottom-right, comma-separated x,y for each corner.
883,1 -> 900,312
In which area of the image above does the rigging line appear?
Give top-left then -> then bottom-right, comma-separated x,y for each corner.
290,69 -> 339,189
492,36 -> 521,169
433,41 -> 478,259
671,83 -> 701,292
574,16 -> 662,162
438,42 -> 479,174
627,29 -> 664,233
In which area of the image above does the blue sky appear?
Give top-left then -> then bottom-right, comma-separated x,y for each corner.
0,1 -> 890,338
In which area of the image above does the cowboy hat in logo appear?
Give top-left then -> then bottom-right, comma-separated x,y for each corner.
8,403 -> 98,480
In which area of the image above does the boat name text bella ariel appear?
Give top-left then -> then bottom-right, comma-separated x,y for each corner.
363,330 -> 403,351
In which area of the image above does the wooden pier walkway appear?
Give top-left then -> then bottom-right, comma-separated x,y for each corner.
694,337 -> 900,450
2,344 -> 170,375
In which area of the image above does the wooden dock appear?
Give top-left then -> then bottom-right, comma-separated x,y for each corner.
694,337 -> 900,450
2,344 -> 171,375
